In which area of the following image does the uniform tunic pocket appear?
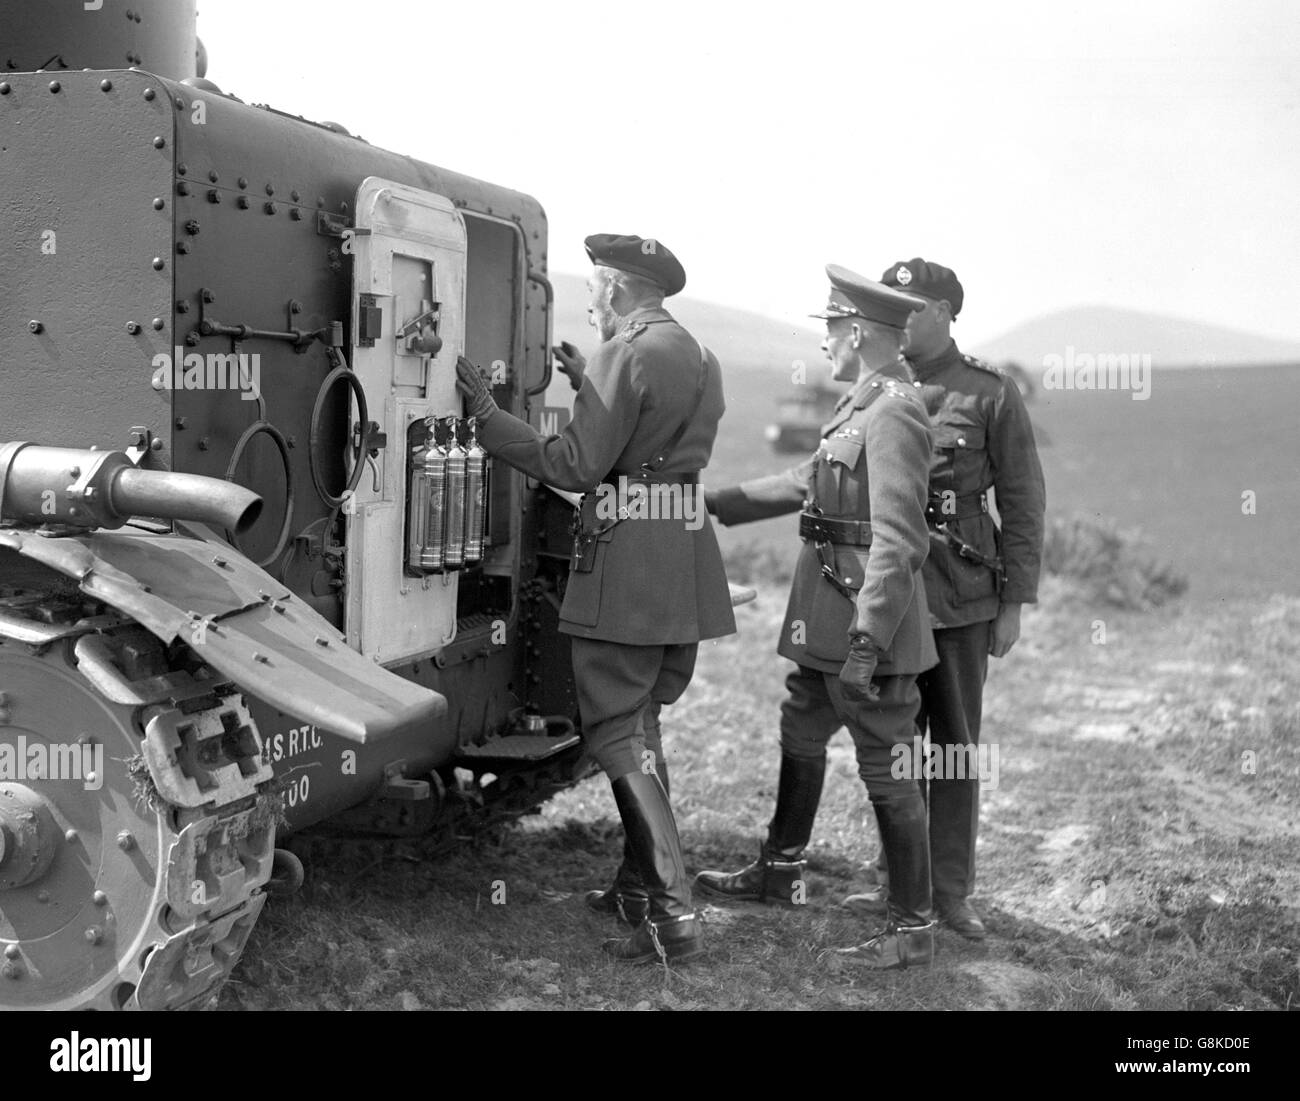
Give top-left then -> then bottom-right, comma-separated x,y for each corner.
930,420 -> 996,606
933,424 -> 986,489
938,515 -> 1000,604
821,436 -> 864,467
802,544 -> 866,663
560,525 -> 617,627
816,436 -> 865,514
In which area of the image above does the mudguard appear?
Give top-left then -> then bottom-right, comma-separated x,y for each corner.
0,526 -> 445,744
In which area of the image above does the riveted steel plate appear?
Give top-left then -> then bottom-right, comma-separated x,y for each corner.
0,70 -> 176,458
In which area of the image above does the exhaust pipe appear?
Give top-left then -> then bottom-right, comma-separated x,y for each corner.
112,467 -> 261,534
0,442 -> 262,534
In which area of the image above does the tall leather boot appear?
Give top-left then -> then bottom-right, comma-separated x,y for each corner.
842,851 -> 890,914
695,754 -> 825,905
584,761 -> 669,925
584,838 -> 649,924
929,770 -> 985,939
601,771 -> 702,964
834,793 -> 934,970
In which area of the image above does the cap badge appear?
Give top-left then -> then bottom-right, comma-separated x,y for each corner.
896,266 -> 912,286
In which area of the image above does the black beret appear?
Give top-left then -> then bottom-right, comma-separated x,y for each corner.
880,258 -> 964,317
584,233 -> 686,297
810,264 -> 925,330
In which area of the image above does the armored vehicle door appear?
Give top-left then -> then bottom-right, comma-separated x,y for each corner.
344,178 -> 468,663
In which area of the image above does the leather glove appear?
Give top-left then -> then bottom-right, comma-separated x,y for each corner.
552,342 -> 586,391
838,638 -> 880,703
455,355 -> 497,421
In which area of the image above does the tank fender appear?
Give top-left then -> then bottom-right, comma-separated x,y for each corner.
0,527 -> 445,744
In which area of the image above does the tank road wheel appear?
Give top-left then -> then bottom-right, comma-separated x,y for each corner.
0,640 -> 277,1010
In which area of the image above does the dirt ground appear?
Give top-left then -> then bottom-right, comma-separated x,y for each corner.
217,579 -> 1299,1012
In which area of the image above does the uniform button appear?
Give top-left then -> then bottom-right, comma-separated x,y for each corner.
957,437 -> 967,446
913,381 -> 922,387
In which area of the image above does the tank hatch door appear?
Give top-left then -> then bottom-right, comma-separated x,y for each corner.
345,178 -> 468,664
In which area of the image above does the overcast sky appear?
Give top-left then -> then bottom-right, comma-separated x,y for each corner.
203,0 -> 1300,347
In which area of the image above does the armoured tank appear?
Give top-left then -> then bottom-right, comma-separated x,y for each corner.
766,383 -> 842,453
0,0 -> 602,1009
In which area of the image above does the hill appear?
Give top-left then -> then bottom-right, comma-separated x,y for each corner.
553,275 -> 1300,379
550,272 -> 832,384
971,305 -> 1300,369
553,274 -> 1300,375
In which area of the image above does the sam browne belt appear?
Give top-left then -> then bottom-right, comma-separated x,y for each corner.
799,510 -> 871,601
608,470 -> 700,485
570,339 -> 710,573
799,512 -> 873,546
924,490 -> 987,525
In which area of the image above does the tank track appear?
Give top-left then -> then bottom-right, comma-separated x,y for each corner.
2,585 -> 594,1009
127,689 -> 278,1011
0,589 -> 278,1011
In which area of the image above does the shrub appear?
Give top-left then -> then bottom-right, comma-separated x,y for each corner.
722,540 -> 796,587
1041,513 -> 1188,610
721,513 -> 1187,612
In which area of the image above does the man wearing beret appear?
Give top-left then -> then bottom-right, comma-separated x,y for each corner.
694,265 -> 940,969
456,233 -> 735,964
844,259 -> 1046,940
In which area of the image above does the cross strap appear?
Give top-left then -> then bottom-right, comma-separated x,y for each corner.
641,338 -> 710,474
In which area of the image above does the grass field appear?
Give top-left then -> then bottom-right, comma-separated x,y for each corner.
217,577 -> 1299,1012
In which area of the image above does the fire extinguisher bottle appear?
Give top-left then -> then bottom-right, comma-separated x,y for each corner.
410,438 -> 429,568
444,417 -> 467,570
464,415 -> 489,565
421,418 -> 448,572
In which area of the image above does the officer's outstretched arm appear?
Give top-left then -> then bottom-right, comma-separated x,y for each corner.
707,459 -> 814,526
850,400 -> 932,650
473,343 -> 642,493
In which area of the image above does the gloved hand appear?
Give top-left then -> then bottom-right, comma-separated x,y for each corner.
838,639 -> 880,703
552,342 -> 586,391
455,356 -> 497,421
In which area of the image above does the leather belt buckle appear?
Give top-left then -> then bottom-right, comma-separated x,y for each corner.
799,512 -> 871,547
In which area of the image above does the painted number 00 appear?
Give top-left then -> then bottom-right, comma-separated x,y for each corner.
286,774 -> 311,808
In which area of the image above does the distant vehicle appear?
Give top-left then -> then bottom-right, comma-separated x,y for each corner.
766,384 -> 841,453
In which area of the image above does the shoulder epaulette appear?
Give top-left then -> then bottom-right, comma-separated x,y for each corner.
961,353 -> 1006,378
853,376 -> 919,409
619,320 -> 649,343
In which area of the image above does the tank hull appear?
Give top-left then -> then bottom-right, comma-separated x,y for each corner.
0,67 -> 578,835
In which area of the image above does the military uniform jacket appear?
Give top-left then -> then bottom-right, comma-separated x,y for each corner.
712,369 -> 938,677
906,341 -> 1046,628
478,306 -> 736,646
